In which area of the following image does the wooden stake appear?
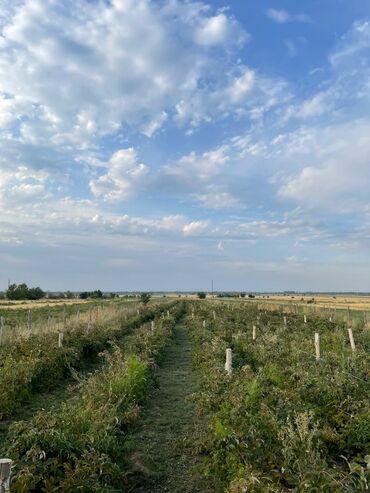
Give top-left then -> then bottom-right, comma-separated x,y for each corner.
88,307 -> 92,330
304,314 -> 307,324
167,310 -> 170,316
348,328 -> 356,352
314,333 -> 320,361
225,348 -> 232,374
58,332 -> 64,348
0,317 -> 4,346
252,325 -> 256,341
283,316 -> 287,325
213,310 -> 216,320
27,310 -> 32,331
151,320 -> 154,331
202,320 -> 206,328
0,458 -> 12,492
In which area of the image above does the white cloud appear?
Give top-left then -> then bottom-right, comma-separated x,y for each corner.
276,119 -> 370,212
164,145 -> 230,183
330,20 -> 370,67
183,220 -> 209,236
0,0 -> 253,151
228,68 -> 255,103
193,186 -> 241,209
195,13 -> 247,47
89,148 -> 148,201
266,8 -> 309,24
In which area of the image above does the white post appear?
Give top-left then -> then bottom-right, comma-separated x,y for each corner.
0,458 -> 12,492
225,348 -> 232,374
304,314 -> 307,324
151,320 -> 154,331
137,308 -> 140,315
191,311 -> 194,319
314,333 -> 320,361
27,309 -> 32,331
0,317 -> 4,346
252,325 -> 256,340
283,316 -> 287,325
167,310 -> 170,316
202,320 -> 206,328
58,332 -> 64,348
348,328 -> 356,352
213,310 -> 216,320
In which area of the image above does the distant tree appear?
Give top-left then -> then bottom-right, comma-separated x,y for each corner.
248,294 -> 255,299
28,287 -> 45,300
240,292 -> 246,298
6,283 -> 45,300
79,290 -> 103,299
197,292 -> 206,299
64,290 -> 74,299
140,292 -> 151,305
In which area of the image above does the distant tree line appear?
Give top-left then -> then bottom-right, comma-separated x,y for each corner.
216,292 -> 254,298
6,283 -> 45,300
79,290 -> 103,299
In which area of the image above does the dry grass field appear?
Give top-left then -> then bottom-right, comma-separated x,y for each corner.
254,293 -> 370,312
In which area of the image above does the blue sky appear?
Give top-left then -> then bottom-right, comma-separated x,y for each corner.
1,0 -> 370,291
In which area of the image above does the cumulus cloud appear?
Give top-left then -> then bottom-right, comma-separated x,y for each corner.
89,148 -> 148,201
195,13 -> 247,47
0,0 -> 252,150
276,119 -> 370,212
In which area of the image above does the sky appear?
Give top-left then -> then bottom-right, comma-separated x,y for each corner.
1,0 -> 370,292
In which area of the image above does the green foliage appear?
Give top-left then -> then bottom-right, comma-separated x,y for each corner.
197,292 -> 206,299
186,302 -> 370,492
2,303 -> 183,491
6,283 -> 45,300
140,292 -> 151,305
0,303 -> 170,418
79,289 -> 103,299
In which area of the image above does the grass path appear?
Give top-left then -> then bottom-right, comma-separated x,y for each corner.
125,319 -> 218,493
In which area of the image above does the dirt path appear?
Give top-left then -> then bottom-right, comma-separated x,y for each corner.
125,319 -> 217,493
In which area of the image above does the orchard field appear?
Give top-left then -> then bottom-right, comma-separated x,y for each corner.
0,299 -> 368,492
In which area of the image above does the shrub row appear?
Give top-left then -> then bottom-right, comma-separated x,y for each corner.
187,302 -> 370,492
0,303 -> 173,419
2,302 -> 184,492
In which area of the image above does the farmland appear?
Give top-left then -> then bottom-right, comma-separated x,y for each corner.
0,298 -> 368,492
